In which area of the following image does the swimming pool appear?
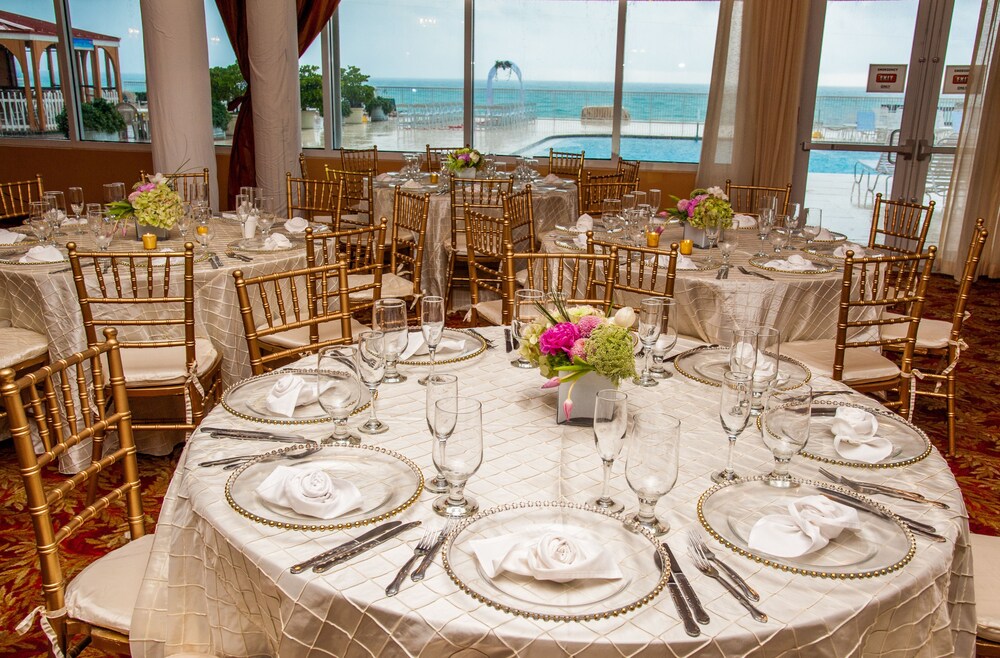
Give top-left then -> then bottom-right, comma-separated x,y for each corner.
520,135 -> 863,174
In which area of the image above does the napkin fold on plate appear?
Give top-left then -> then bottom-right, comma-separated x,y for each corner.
733,213 -> 757,228
263,233 -> 292,250
148,248 -> 177,267
731,343 -> 788,384
748,495 -> 861,558
833,242 -> 867,258
830,407 -> 894,463
572,232 -> 588,249
255,465 -> 363,519
375,172 -> 392,182
762,254 -> 818,271
815,228 -> 835,241
401,179 -> 423,190
265,373 -> 328,417
284,217 -> 310,234
400,331 -> 466,360
676,255 -> 698,270
571,213 -> 594,233
0,228 -> 26,244
19,245 -> 63,263
470,529 -> 623,583
541,173 -> 564,185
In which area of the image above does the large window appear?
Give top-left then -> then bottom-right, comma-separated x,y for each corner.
0,1 -> 66,139
205,0 -> 239,147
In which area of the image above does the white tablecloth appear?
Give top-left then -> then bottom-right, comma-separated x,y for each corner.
130,328 -> 974,656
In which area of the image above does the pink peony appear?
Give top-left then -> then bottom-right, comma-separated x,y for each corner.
576,315 -> 603,338
676,198 -> 690,212
138,182 -> 157,193
128,190 -> 141,203
538,322 -> 580,356
569,338 -> 588,361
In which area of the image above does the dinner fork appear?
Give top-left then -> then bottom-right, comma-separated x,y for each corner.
738,265 -> 773,281
688,550 -> 768,622
226,249 -> 253,262
687,532 -> 759,601
386,530 -> 437,596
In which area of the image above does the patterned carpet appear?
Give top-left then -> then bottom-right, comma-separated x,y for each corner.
1,273 -> 998,656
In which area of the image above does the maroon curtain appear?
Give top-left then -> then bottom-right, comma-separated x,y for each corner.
298,0 -> 341,54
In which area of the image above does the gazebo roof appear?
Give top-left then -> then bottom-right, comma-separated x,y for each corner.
0,10 -> 120,46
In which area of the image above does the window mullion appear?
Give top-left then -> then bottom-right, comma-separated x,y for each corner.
53,0 -> 82,141
611,0 -> 627,160
464,0 -> 474,149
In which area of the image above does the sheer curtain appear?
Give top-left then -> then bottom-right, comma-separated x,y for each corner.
698,0 -> 810,189
937,0 -> 1000,276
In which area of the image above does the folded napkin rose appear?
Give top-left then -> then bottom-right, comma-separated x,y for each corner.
263,234 -> 292,251
572,232 -> 588,249
762,254 -> 818,271
830,407 -> 893,463
375,172 -> 392,182
815,228 -> 834,241
284,217 -> 310,234
400,331 -> 466,360
676,255 -> 698,270
571,214 -> 594,233
255,465 -> 363,519
19,245 -> 64,263
733,213 -> 757,228
265,373 -> 329,417
748,495 -> 861,558
541,174 -> 564,185
833,242 -> 867,258
401,179 -> 423,190
0,229 -> 26,244
470,529 -> 623,583
149,248 -> 177,267
731,344 -> 787,384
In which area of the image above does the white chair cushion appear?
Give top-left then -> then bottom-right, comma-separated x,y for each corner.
0,327 -> 48,369
473,300 -> 503,326
781,340 -> 900,384
65,533 -> 154,635
117,339 -> 220,386
972,533 -> 1000,643
259,317 -> 368,349
348,273 -> 415,300
515,268 -> 528,287
880,313 -> 952,350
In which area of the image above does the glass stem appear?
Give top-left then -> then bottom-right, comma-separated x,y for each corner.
447,481 -> 467,506
636,496 -> 658,524
724,434 -> 737,478
772,456 -> 790,479
368,386 -> 378,422
428,347 -> 436,379
385,357 -> 398,379
598,458 -> 614,503
643,347 -> 652,378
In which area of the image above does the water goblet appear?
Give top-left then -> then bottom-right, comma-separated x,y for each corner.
356,330 -> 388,435
801,208 -> 823,244
44,191 -> 67,236
622,193 -> 636,212
418,295 -> 445,385
755,208 -> 774,257
601,198 -> 622,227
91,214 -> 117,252
761,384 -> 812,487
634,298 -> 665,387
511,289 -> 544,368
590,389 -> 628,514
770,226 -> 789,254
749,326 -> 781,416
649,297 -> 678,379
176,203 -> 192,239
632,190 -> 647,211
256,195 -> 276,238
625,412 -> 680,536
317,346 -> 363,446
425,373 -> 458,494
28,201 -> 53,245
374,298 -> 409,383
432,396 -> 483,518
103,182 -> 126,204
712,371 -> 753,483
239,186 -> 257,203
718,228 -> 738,265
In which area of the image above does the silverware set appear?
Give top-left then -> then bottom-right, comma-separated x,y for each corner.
817,485 -> 946,542
818,467 -> 950,509
199,426 -> 310,443
226,249 -> 253,262
198,443 -> 320,470
386,522 -> 454,595
467,328 -> 496,350
290,520 -> 422,574
715,264 -> 730,279
738,265 -> 773,280
208,253 -> 223,269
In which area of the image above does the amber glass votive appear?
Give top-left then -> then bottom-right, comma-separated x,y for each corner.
679,239 -> 693,255
142,233 -> 157,250
645,231 -> 660,247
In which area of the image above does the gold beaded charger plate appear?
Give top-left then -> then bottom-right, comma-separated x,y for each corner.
443,501 -> 669,622
803,243 -> 888,260
222,368 -> 371,425
0,243 -> 66,265
795,401 -> 932,469
674,257 -> 721,272
554,236 -> 586,252
748,255 -> 837,275
397,328 -> 487,366
674,346 -> 810,390
228,238 -> 299,254
698,477 -> 915,579
810,230 -> 849,244
225,443 -> 423,531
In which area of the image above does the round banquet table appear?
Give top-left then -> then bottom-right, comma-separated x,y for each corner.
129,327 -> 974,657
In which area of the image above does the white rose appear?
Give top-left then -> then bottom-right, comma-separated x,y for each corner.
470,152 -> 480,164
149,172 -> 166,185
296,470 -> 334,499
613,306 -> 636,328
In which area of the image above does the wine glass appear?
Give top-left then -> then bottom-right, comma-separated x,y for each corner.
801,208 -> 823,244
704,224 -> 721,263
648,189 -> 661,215
632,190 -> 647,211
68,187 -> 85,232
192,181 -> 209,212
194,208 -> 213,252
625,412 -> 680,536
103,182 -> 126,204
256,195 -> 276,238
634,298 -> 665,387
712,371 -> 752,483
425,373 -> 458,494
176,203 -> 192,239
235,193 -> 254,239
44,191 -> 67,236
621,193 -> 636,213
511,289 -> 544,368
590,389 -> 628,514
317,346 -> 363,446
28,201 -> 53,245
750,326 -> 781,416
418,295 -> 445,385
770,224 -> 789,254
761,384 -> 812,487
755,208 -> 774,257
601,198 -> 622,231
718,228 -> 738,266
649,297 -> 678,379
356,330 -> 388,435
373,298 -> 409,383
90,213 -> 117,252
432,396 -> 483,518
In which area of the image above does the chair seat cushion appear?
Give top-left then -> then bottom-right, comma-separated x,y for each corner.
117,339 -> 220,386
781,340 -> 900,384
348,273 -> 414,300
0,328 -> 48,369
259,317 -> 368,349
65,533 -> 154,635
972,533 -> 1000,643
880,312 -> 952,350
474,300 -> 503,326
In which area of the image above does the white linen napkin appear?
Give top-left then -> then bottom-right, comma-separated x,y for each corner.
284,217 -> 310,234
676,255 -> 698,270
748,495 -> 861,558
572,232 -> 588,249
470,528 -> 623,583
762,254 -> 818,271
265,373 -> 328,417
0,229 -> 26,244
375,173 -> 392,182
541,174 -> 564,185
222,211 -> 238,221
399,331 -> 466,359
149,248 -> 177,267
401,179 -> 423,190
242,214 -> 258,239
731,344 -> 787,384
62,216 -> 87,226
263,234 -> 292,251
830,407 -> 894,463
833,242 -> 867,258
19,245 -> 63,263
815,228 -> 834,241
571,214 -> 594,233
733,213 -> 757,228
255,465 -> 363,519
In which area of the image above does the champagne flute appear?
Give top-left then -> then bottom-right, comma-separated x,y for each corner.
755,208 -> 774,257
712,371 -> 752,483
432,396 -> 483,518
649,297 -> 678,379
317,346 -> 363,446
648,189 -> 661,215
704,224 -> 720,264
374,298 -> 409,383
634,298 -> 665,387
590,389 -> 628,514
761,384 -> 812,488
801,208 -> 823,244
356,330 -> 388,435
418,295 -> 445,385
425,373 -> 458,494
625,412 -> 680,536
68,187 -> 85,231
786,202 -> 802,245
511,289 -> 544,368
176,203 -> 193,239
235,193 -> 253,239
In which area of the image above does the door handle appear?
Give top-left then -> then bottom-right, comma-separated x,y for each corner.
897,138 -> 916,161
913,138 -> 932,162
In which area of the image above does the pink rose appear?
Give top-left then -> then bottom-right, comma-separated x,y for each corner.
569,338 -> 587,361
138,182 -> 156,193
128,190 -> 141,203
538,322 -> 580,356
676,198 -> 690,213
576,315 -> 602,338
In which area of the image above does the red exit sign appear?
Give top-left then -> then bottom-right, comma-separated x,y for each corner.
876,73 -> 898,83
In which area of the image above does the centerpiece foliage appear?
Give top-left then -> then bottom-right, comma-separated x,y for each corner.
666,186 -> 734,230
107,173 -> 183,230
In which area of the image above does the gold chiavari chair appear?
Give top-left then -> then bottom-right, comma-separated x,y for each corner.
724,180 -> 792,215
587,233 -> 679,307
466,209 -> 511,326
0,327 -> 50,422
868,193 -> 935,257
324,165 -> 372,228
2,328 -> 148,657
67,241 -> 222,433
616,158 -> 641,184
141,168 -> 209,204
426,144 -> 468,173
446,177 -> 512,308
306,219 -> 388,318
0,174 -> 44,223
502,184 -> 538,254
341,145 -> 379,175
233,260 -> 355,376
286,173 -> 343,229
578,172 -> 635,217
972,533 -> 1000,656
548,148 -> 585,184
782,247 -> 937,412
503,244 -> 619,316
299,152 -> 311,178
387,188 -> 431,304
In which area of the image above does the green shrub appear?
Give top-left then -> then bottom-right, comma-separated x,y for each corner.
211,100 -> 231,131
55,98 -> 126,136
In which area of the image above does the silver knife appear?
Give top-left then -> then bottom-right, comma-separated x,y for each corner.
290,520 -> 403,574
313,521 -> 422,573
819,488 -> 946,541
662,541 -> 710,625
655,548 -> 699,636
201,427 -> 310,443
410,527 -> 450,582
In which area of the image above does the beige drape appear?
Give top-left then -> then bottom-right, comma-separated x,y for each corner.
937,0 -> 1000,277
698,0 -> 810,189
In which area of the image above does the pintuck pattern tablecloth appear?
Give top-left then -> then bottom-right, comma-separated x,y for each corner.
130,328 -> 975,657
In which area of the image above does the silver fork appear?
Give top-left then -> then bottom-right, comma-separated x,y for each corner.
687,532 -> 759,601
203,444 -> 320,470
385,530 -> 437,596
688,549 -> 768,622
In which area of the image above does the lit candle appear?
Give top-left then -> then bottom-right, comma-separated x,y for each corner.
196,225 -> 209,236
679,239 -> 693,255
429,172 -> 439,184
645,230 -> 660,248
142,233 -> 157,249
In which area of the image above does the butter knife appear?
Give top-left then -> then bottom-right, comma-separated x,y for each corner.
819,487 -> 946,541
201,427 -> 309,443
662,542 -> 710,625
654,548 -> 699,636
313,521 -> 422,573
290,520 -> 402,574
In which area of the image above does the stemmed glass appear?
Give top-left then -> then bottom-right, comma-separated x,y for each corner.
710,325 -> 758,378
761,384 -> 812,487
103,182 -> 126,204
750,326 -> 780,416
28,201 -> 53,246
621,193 -> 636,214
718,228 -> 738,266
235,193 -> 254,239
786,202 -> 802,245
755,208 -> 774,257
418,295 -> 445,385
601,198 -> 622,231
91,213 -> 117,252
356,330 -> 388,435
648,189 -> 661,216
425,373 -> 458,494
590,389 -> 628,514
68,187 -> 85,232
712,371 -> 752,483
256,195 -> 276,238
194,208 -> 213,252
770,221 -> 789,254
44,191 -> 67,236
704,224 -> 721,263
316,346 -> 363,446
625,412 -> 680,536
176,203 -> 193,240
511,289 -> 544,368
432,396 -> 483,518
634,299 -> 665,387
374,298 -> 409,383
649,297 -> 677,379
801,208 -> 823,245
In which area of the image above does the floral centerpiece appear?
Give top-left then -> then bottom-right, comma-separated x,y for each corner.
666,186 -> 734,230
445,147 -> 484,175
519,299 -> 637,420
107,173 -> 184,233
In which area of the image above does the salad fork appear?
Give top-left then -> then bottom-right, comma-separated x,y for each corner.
687,532 -> 759,601
688,550 -> 768,622
386,530 -> 437,596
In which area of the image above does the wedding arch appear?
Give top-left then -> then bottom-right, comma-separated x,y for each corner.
485,60 -> 525,105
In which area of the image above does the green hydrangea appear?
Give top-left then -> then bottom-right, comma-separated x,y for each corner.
132,183 -> 183,229
584,324 -> 636,385
690,195 -> 734,230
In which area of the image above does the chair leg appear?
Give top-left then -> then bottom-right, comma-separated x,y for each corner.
946,370 -> 957,457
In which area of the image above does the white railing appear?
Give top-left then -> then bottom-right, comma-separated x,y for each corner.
41,89 -> 64,128
0,88 -> 30,132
